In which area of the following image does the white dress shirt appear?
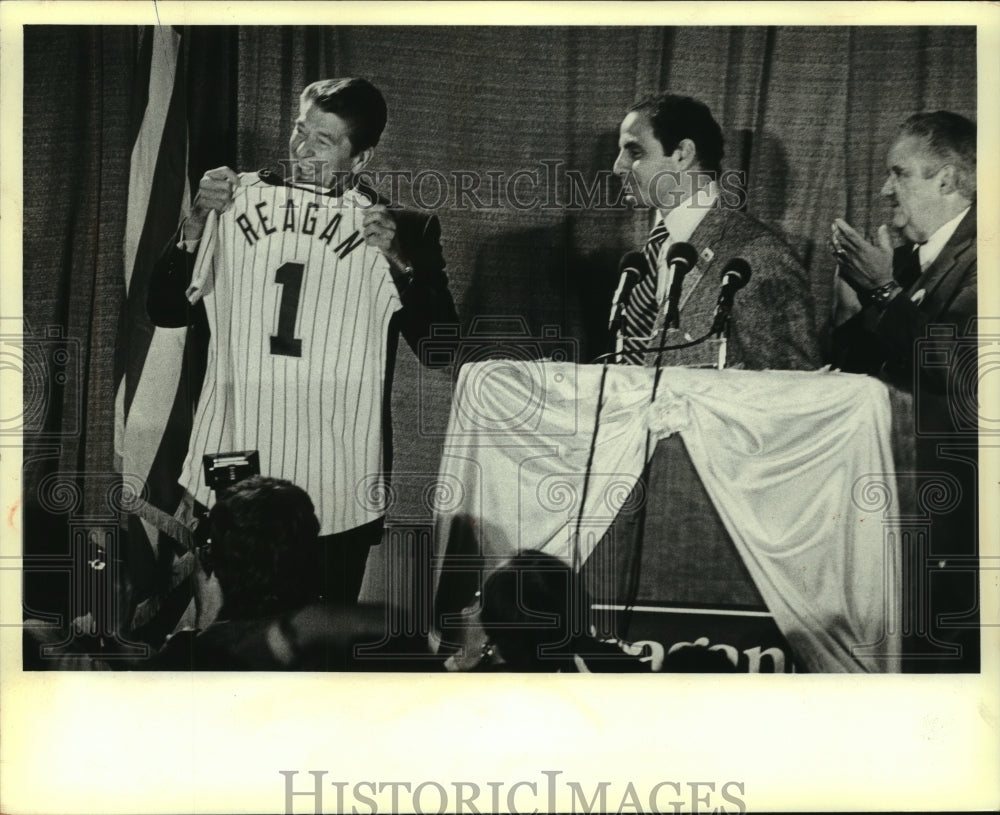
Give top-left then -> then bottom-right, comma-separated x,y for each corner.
918,205 -> 971,271
652,182 -> 718,303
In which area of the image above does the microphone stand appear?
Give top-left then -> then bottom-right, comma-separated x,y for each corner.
616,306 -> 717,638
711,309 -> 735,370
585,310 -> 718,643
621,273 -> 740,620
572,359 -> 608,569
567,339 -> 624,650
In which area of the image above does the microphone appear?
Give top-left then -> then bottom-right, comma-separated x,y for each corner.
608,250 -> 645,334
662,242 -> 699,330
710,258 -> 752,336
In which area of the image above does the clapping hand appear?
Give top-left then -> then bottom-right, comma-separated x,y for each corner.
831,219 -> 895,293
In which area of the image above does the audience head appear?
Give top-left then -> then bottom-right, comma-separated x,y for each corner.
479,550 -> 590,671
200,475 -> 321,620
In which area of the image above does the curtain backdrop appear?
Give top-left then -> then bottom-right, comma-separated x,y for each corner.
22,25 -> 976,616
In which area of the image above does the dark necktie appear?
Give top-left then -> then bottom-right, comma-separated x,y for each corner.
894,244 -> 923,290
620,221 -> 669,364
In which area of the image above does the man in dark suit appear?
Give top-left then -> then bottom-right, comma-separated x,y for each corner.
612,93 -> 821,370
832,111 -> 978,672
147,78 -> 457,607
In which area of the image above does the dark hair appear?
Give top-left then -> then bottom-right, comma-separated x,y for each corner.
899,110 -> 976,200
301,77 -> 388,155
205,475 -> 321,620
629,92 -> 724,174
480,550 -> 591,670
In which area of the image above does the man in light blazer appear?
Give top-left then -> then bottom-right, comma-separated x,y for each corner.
612,93 -> 822,371
832,110 -> 978,673
591,94 -> 822,660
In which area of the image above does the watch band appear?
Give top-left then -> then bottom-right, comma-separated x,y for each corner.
862,280 -> 902,309
393,263 -> 415,293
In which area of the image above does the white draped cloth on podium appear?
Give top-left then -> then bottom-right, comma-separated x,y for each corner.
432,361 -> 901,673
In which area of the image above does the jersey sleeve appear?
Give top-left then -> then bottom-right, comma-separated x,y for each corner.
185,208 -> 219,304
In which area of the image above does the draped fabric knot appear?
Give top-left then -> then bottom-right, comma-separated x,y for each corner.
645,391 -> 690,437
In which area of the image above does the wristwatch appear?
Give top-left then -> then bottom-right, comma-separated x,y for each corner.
863,280 -> 902,309
393,263 -> 415,293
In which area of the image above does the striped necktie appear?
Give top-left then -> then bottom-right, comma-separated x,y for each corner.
620,220 -> 669,364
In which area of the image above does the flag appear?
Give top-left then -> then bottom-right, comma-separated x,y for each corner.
114,25 -> 204,633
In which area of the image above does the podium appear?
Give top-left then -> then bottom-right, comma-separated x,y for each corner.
431,361 -> 903,673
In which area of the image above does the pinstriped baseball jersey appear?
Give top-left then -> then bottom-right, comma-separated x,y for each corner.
179,174 -> 400,534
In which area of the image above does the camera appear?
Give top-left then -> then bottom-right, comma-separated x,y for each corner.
202,450 -> 260,491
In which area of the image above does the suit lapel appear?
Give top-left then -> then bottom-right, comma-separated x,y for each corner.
678,206 -> 727,311
909,205 -> 976,312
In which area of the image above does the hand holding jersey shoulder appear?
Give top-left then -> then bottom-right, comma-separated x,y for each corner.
361,203 -> 400,256
185,166 -> 242,241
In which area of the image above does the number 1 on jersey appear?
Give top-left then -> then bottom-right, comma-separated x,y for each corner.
270,261 -> 304,357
